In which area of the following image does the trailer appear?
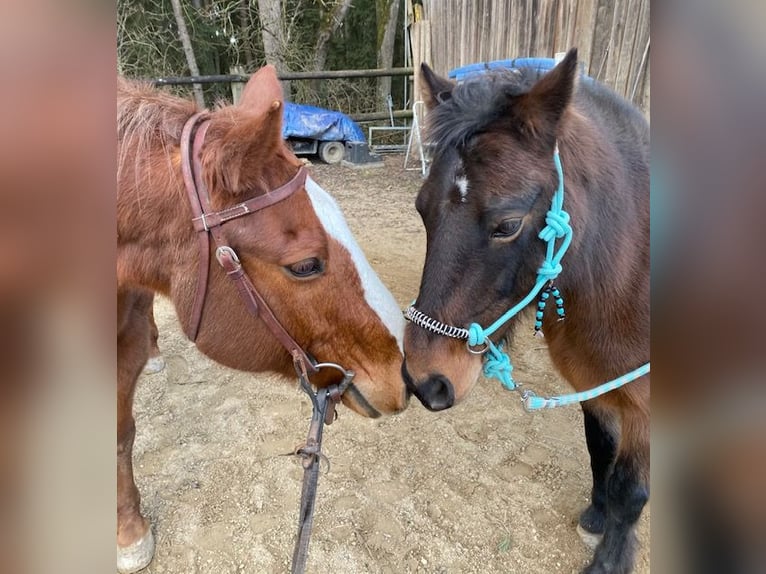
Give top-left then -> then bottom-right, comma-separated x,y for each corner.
282,102 -> 382,166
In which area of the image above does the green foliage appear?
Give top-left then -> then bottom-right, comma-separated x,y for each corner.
327,0 -> 376,71
117,0 -> 405,113
117,0 -> 185,78
118,0 -> 249,101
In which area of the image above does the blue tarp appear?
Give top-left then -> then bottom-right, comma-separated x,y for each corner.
449,57 -> 592,83
282,102 -> 366,143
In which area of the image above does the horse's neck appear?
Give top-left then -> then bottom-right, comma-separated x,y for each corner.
548,119 -> 649,371
117,144 -> 195,295
546,205 -> 649,382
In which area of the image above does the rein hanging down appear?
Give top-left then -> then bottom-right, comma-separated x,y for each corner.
289,358 -> 354,574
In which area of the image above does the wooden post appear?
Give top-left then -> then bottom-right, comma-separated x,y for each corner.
230,65 -> 246,105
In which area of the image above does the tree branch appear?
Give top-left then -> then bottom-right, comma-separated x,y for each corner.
169,0 -> 205,107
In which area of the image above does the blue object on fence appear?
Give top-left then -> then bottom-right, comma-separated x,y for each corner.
282,102 -> 366,143
448,57 -> 591,83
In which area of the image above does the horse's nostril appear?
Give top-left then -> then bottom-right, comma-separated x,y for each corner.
419,375 -> 455,411
401,362 -> 455,411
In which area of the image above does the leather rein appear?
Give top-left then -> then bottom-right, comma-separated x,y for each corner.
179,111 -> 317,375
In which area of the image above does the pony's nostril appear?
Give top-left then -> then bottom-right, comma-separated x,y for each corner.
401,362 -> 455,411
418,374 -> 455,411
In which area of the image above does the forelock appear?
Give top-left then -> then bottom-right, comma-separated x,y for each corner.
426,67 -> 542,152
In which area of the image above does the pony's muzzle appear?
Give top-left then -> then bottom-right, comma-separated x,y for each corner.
401,361 -> 455,411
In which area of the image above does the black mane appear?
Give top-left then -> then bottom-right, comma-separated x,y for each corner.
426,67 -> 543,151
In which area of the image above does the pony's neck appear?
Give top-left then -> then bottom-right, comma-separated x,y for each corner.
117,136 -> 198,295
556,112 -> 649,312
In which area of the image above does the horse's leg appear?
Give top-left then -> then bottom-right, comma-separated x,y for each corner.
578,407 -> 618,547
117,290 -> 156,573
141,293 -> 165,374
583,408 -> 649,574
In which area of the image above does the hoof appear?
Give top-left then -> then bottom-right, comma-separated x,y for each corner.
143,355 -> 165,374
576,522 -> 603,550
117,528 -> 155,573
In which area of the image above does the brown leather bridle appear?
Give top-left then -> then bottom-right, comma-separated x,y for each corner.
179,111 -> 367,573
179,111 -> 317,375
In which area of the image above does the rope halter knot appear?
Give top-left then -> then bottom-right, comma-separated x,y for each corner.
539,208 -> 571,242
466,323 -> 486,348
482,340 -> 515,390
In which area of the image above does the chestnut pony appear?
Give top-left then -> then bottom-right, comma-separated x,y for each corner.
117,66 -> 406,573
403,50 -> 649,573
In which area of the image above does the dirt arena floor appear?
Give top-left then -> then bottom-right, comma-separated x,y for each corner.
132,154 -> 649,573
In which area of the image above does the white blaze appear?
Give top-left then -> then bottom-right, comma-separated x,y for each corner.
456,176 -> 469,202
305,176 -> 405,351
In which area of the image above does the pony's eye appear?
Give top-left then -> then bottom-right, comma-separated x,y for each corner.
286,258 -> 324,278
492,218 -> 523,239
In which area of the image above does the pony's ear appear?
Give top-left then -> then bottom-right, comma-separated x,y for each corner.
420,63 -> 455,109
238,64 -> 284,115
510,48 -> 579,141
202,102 -> 283,196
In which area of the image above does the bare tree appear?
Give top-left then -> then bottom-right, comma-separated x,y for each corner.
257,0 -> 291,95
310,0 -> 353,94
314,0 -> 353,71
169,0 -> 205,107
376,0 -> 400,107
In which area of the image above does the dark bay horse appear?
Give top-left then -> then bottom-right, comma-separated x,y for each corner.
117,66 -> 407,573
403,49 -> 649,573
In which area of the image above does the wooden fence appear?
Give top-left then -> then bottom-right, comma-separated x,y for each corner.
408,0 -> 649,112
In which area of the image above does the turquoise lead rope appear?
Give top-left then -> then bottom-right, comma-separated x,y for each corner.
464,144 -> 649,410
521,363 -> 651,411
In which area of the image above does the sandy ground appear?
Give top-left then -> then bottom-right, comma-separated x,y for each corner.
132,155 -> 649,573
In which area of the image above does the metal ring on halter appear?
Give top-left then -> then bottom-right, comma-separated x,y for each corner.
466,340 -> 489,355
215,245 -> 240,266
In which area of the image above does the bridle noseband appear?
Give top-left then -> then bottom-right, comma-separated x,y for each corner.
179,111 -> 317,375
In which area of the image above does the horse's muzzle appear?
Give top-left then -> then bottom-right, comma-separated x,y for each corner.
343,383 -> 382,418
401,360 -> 455,412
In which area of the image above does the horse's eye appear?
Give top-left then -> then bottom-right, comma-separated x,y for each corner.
492,218 -> 523,239
286,258 -> 324,278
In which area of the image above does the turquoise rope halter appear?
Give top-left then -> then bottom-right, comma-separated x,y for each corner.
404,142 -> 650,410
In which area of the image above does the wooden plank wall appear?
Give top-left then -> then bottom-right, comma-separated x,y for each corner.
416,0 -> 649,112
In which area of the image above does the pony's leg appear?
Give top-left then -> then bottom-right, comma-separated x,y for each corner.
578,407 -> 617,546
117,290 -> 156,573
583,409 -> 649,574
142,293 -> 165,374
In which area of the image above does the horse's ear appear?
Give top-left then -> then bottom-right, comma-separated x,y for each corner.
420,63 -> 454,109
511,48 -> 579,141
202,102 -> 283,196
238,65 -> 284,115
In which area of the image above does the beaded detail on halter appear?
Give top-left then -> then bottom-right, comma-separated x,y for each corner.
534,282 -> 566,337
404,306 -> 470,340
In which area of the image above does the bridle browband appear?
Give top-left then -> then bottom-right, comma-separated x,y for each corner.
179,111 -> 317,374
